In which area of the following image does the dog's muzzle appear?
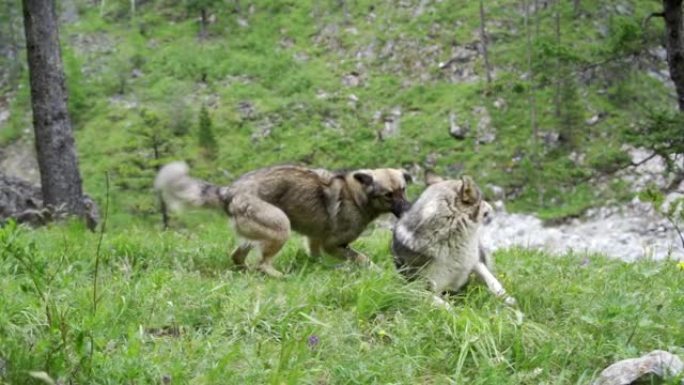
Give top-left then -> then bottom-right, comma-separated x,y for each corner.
391,200 -> 412,218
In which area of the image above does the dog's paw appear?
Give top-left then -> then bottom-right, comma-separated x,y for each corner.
431,295 -> 453,311
258,264 -> 284,278
503,296 -> 517,307
352,253 -> 370,264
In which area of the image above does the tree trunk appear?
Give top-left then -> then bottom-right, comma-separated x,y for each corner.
554,8 -> 561,118
524,0 -> 542,204
199,7 -> 207,39
663,0 -> 684,111
479,0 -> 492,84
21,0 -> 86,216
151,138 -> 169,229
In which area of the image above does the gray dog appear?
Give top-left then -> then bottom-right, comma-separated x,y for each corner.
391,174 -> 516,308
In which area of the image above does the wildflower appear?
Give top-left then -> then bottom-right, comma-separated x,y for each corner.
677,261 -> 684,271
307,335 -> 320,349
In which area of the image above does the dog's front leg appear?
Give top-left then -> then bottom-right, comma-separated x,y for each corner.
324,244 -> 370,264
473,262 -> 517,306
308,237 -> 323,259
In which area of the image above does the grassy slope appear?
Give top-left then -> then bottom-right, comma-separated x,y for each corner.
1,220 -> 683,384
2,0 -> 672,224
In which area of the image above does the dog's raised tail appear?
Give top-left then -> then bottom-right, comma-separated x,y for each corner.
154,161 -> 227,212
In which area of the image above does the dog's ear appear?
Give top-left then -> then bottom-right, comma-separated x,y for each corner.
402,171 -> 413,185
354,172 -> 374,186
425,171 -> 444,186
459,175 -> 480,204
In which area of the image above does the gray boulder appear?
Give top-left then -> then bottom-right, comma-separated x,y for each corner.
0,172 -> 99,231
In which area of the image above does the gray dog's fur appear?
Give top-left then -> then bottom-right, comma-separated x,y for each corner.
155,161 -> 411,277
391,173 -> 516,307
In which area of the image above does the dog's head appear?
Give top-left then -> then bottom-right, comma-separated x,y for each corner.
425,172 -> 492,225
352,168 -> 412,217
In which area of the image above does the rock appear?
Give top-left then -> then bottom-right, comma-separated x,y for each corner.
404,163 -> 423,184
0,138 -> 40,184
649,47 -> 668,62
493,98 -> 507,110
439,46 -> 478,68
445,163 -> 464,177
251,117 -> 274,142
315,90 -> 331,100
413,0 -> 430,16
237,18 -> 249,28
614,3 -> 631,16
377,107 -> 401,140
448,112 -> 469,139
542,131 -> 560,146
293,52 -> 309,62
586,114 -> 602,126
592,350 -> 683,385
480,196 -> 684,262
618,147 -> 669,190
347,94 -> 359,109
424,152 -> 439,169
279,36 -> 295,49
569,151 -> 586,166
131,68 -> 143,78
323,117 -> 339,130
0,172 -> 99,231
342,72 -> 362,87
0,108 -> 8,127
662,192 -> 684,217
439,45 -> 481,83
485,184 -> 505,200
237,101 -> 256,120
474,106 -> 496,144
345,27 -> 358,35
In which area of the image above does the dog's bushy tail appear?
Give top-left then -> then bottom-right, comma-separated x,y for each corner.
154,161 -> 227,212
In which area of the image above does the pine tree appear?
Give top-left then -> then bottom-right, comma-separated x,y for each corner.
198,105 -> 217,157
557,75 -> 584,150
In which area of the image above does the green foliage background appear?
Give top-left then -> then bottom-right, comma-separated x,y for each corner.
2,0 -> 677,226
1,1 -> 684,383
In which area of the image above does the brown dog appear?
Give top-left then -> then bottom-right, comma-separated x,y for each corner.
155,162 -> 412,277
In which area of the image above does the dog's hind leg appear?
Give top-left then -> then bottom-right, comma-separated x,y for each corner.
230,242 -> 252,269
230,197 -> 291,278
473,262 -> 516,306
257,238 -> 288,278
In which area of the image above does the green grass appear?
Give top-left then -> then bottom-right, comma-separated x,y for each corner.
1,218 -> 683,384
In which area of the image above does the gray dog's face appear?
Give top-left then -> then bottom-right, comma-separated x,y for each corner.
354,169 -> 412,217
425,173 -> 492,225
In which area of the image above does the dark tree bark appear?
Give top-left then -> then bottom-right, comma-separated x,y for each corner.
554,7 -> 561,118
21,0 -> 86,216
663,0 -> 684,111
199,7 -> 208,39
479,0 -> 492,84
